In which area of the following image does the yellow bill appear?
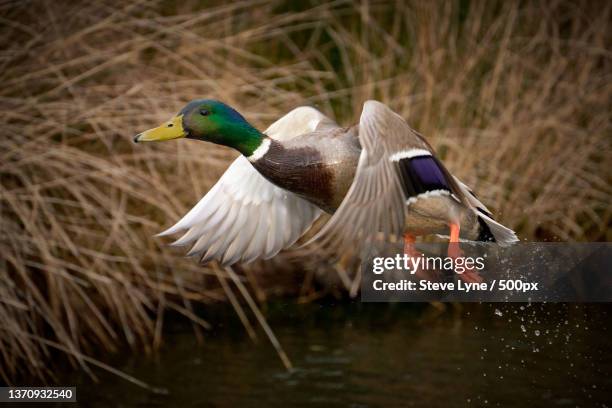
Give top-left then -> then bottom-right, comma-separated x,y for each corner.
134,115 -> 185,143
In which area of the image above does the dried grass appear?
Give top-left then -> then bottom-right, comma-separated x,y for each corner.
1,0 -> 610,382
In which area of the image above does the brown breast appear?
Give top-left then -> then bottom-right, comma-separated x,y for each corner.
252,131 -> 360,213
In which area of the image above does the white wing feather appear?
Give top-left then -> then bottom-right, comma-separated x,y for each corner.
158,106 -> 337,265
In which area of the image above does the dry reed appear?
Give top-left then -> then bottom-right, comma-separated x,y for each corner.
0,0 -> 610,383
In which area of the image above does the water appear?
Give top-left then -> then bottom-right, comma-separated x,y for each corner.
69,303 -> 611,407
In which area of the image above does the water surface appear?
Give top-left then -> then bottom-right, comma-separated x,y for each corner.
70,303 -> 611,407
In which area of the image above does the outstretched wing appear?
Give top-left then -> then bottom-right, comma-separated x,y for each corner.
305,100 -> 467,253
159,155 -> 321,265
159,106 -> 338,265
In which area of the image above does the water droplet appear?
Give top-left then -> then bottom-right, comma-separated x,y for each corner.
534,330 -> 540,336
494,309 -> 503,317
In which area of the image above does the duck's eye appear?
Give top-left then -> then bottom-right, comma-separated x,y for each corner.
167,123 -> 174,127
200,109 -> 210,116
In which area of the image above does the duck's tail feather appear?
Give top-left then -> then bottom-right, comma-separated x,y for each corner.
477,211 -> 519,246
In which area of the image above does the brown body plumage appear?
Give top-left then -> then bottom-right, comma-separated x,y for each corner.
251,120 -> 490,242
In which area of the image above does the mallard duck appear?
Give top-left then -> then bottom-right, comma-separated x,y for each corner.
134,100 -> 517,266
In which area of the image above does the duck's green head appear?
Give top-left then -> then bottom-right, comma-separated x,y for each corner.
134,99 -> 263,156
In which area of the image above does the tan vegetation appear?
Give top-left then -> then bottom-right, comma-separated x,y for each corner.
1,0 -> 610,382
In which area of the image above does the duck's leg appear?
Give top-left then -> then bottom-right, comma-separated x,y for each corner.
447,222 -> 482,283
447,223 -> 461,258
403,233 -> 427,278
403,233 -> 417,256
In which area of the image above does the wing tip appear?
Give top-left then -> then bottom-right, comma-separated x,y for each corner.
156,224 -> 182,237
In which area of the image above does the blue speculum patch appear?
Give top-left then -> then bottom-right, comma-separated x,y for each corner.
397,155 -> 451,198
